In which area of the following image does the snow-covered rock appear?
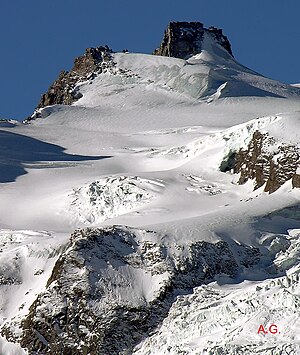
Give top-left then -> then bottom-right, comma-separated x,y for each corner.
70,176 -> 164,225
16,226 -> 263,354
134,230 -> 300,355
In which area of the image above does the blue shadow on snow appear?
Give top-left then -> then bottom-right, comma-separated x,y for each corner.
0,130 -> 112,183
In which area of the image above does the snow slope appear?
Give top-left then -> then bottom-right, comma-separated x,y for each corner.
134,228 -> 300,354
0,33 -> 300,354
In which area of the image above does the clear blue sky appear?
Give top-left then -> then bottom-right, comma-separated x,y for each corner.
1,0 -> 300,120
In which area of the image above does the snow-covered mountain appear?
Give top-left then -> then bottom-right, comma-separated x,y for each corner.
0,21 -> 300,354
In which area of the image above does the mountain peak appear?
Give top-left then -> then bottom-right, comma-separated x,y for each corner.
153,21 -> 233,59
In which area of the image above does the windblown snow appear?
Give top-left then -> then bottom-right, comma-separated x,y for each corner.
0,31 -> 300,354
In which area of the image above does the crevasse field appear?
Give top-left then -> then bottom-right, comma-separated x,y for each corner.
0,32 -> 300,354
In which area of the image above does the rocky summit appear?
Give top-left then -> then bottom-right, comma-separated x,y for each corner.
29,21 -> 234,121
153,21 -> 233,59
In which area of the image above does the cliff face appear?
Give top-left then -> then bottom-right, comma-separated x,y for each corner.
153,21 -> 233,59
232,131 -> 300,193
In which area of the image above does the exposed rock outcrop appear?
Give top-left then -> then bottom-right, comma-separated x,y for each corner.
292,174 -> 300,188
153,21 -> 233,59
26,46 -> 114,122
13,226 -> 260,354
232,131 -> 299,193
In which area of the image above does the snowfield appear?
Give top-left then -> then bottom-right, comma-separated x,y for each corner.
0,30 -> 300,354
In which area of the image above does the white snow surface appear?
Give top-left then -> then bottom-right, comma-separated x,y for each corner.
0,42 -> 300,353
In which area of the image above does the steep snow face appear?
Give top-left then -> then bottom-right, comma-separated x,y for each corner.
134,229 -> 300,355
69,49 -> 300,116
0,230 -> 67,349
101,51 -> 300,102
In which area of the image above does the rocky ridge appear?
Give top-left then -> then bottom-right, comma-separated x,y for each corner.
26,21 -> 234,122
6,226 -> 263,354
26,46 -> 114,121
230,131 -> 300,193
153,21 -> 233,59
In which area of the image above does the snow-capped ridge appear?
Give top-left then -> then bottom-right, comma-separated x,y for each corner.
26,20 -> 300,123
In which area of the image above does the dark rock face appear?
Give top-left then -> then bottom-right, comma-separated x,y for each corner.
26,46 -> 114,122
292,174 -> 300,188
153,21 -> 233,59
231,131 -> 299,193
16,226 -> 259,354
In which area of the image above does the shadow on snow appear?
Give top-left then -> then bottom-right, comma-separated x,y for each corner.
0,130 -> 112,183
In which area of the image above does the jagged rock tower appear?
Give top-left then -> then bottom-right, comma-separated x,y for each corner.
153,21 -> 233,59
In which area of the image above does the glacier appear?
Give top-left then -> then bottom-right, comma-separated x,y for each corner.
0,22 -> 300,354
